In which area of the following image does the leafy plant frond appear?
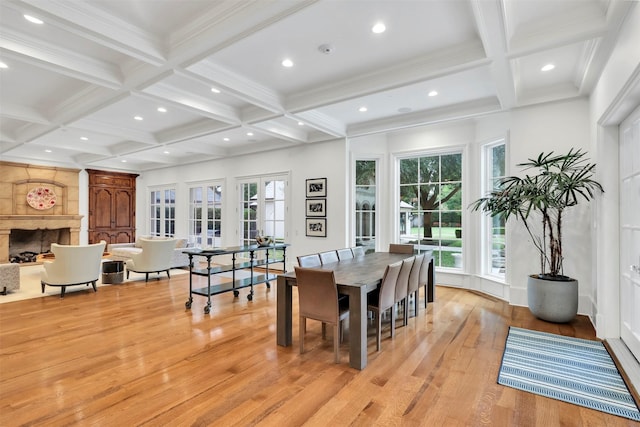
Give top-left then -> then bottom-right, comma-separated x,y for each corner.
469,149 -> 603,277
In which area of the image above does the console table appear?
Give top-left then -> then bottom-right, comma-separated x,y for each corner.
183,244 -> 288,314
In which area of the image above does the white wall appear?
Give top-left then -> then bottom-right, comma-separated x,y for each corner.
590,3 -> 640,338
138,138 -> 349,270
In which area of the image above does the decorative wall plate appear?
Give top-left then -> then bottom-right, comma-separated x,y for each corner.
27,186 -> 57,210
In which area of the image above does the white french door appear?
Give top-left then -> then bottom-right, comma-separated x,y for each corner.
238,174 -> 288,247
619,105 -> 640,360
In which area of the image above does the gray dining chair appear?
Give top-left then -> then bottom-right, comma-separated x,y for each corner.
395,256 -> 415,327
336,248 -> 354,260
389,243 -> 414,254
351,246 -> 365,257
367,261 -> 403,351
407,253 -> 425,322
294,267 -> 349,363
297,253 -> 322,267
319,250 -> 339,264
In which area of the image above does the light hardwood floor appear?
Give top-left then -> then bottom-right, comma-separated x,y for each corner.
0,271 -> 636,426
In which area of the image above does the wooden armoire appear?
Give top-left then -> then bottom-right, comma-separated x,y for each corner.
87,169 -> 139,245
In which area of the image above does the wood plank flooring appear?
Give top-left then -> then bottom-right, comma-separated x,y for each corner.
0,272 -> 637,426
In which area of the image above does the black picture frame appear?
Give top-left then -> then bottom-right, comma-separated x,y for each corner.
306,198 -> 326,217
306,177 -> 327,198
305,218 -> 326,237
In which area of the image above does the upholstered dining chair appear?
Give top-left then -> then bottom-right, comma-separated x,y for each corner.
389,243 -> 414,254
297,253 -> 322,267
294,267 -> 350,363
351,246 -> 365,257
336,248 -> 354,260
319,250 -> 339,264
41,241 -> 106,298
395,256 -> 415,327
125,238 -> 176,282
407,253 -> 425,322
367,260 -> 403,351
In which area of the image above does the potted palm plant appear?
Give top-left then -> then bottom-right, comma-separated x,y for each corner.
470,149 -> 603,322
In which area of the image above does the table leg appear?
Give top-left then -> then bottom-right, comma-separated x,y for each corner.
277,275 -> 292,346
346,286 -> 367,370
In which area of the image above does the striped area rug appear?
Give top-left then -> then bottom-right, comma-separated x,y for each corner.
498,327 -> 640,421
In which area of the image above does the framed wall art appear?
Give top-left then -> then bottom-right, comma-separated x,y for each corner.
306,199 -> 326,217
305,218 -> 326,237
306,177 -> 327,198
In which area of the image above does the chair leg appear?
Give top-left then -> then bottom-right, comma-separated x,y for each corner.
376,312 -> 382,351
390,307 -> 396,338
91,280 -> 97,292
413,291 -> 419,318
299,316 -> 305,354
322,323 -> 327,339
333,324 -> 340,363
60,286 -> 66,298
127,270 -> 130,279
41,281 -> 45,293
403,297 -> 408,326
145,273 -> 149,282
1,286 -> 6,295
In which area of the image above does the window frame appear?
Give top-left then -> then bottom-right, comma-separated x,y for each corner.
481,139 -> 507,280
394,147 -> 464,270
149,186 -> 176,237
353,157 -> 379,254
188,181 -> 224,248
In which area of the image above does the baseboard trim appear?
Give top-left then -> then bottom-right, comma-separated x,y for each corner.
605,338 -> 640,408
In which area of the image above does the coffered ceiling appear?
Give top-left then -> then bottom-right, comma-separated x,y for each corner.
0,0 -> 633,171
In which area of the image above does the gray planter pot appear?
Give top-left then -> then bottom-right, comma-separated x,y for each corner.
527,275 -> 578,323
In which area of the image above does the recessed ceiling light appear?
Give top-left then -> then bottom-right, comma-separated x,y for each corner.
211,87 -> 220,94
281,58 -> 294,68
359,106 -> 368,112
0,62 -> 8,69
44,149 -> 52,153
541,63 -> 555,72
372,22 -> 386,34
157,107 -> 167,113
298,121 -> 304,126
163,151 -> 170,154
80,136 -> 88,141
247,132 -> 254,136
24,15 -> 43,24
223,137 -> 230,141
428,90 -> 438,97
134,116 -> 143,121
121,159 -> 127,163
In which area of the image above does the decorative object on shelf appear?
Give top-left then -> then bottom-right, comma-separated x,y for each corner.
470,149 -> 603,323
255,233 -> 274,247
26,186 -> 57,210
306,177 -> 327,198
306,218 -> 326,237
306,198 -> 326,217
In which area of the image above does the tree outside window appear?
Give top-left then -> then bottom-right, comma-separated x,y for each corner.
399,152 -> 462,268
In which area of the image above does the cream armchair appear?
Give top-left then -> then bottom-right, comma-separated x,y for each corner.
125,238 -> 177,282
41,241 -> 106,298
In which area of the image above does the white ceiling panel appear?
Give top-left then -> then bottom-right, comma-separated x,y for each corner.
0,0 -> 633,171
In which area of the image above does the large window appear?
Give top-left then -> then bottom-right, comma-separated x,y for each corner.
399,152 -> 462,268
150,188 -> 175,236
188,183 -> 222,247
483,141 -> 506,277
355,160 -> 377,253
239,175 -> 288,248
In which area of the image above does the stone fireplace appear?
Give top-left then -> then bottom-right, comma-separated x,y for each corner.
0,161 -> 82,263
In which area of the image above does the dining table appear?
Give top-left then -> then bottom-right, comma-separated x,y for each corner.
276,251 -> 435,370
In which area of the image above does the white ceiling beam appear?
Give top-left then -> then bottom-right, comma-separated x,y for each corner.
13,0 -> 165,64
470,0 -> 516,109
